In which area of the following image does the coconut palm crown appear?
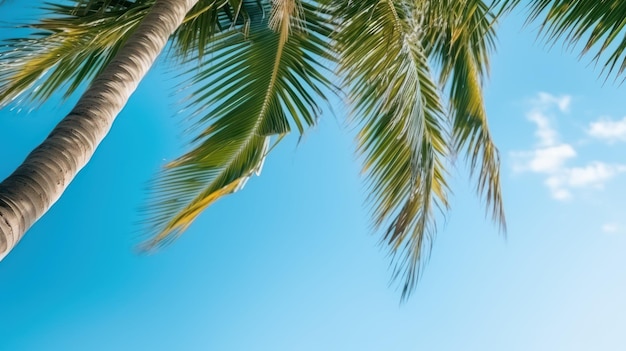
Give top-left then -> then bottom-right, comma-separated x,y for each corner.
4,0 -> 623,299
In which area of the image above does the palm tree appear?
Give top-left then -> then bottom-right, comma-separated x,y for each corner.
0,0 -> 200,260
5,0 -> 622,299
2,1 -> 505,300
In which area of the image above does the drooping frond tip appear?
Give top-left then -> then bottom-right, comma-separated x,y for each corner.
141,1 -> 333,249
425,0 -> 507,233
141,136 -> 270,251
332,0 -> 509,300
333,0 -> 452,300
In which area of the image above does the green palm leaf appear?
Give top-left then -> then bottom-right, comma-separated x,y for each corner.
142,0 -> 334,248
0,0 -> 152,105
502,0 -> 626,79
170,0 -> 239,61
0,0 -> 248,105
0,0 -> 509,300
424,0 -> 506,231
333,0 -> 451,300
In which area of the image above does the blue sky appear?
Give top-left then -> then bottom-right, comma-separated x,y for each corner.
1,3 -> 626,351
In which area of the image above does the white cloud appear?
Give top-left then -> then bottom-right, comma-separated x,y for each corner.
542,162 -> 626,199
563,163 -> 626,187
511,93 -> 626,201
534,92 -> 571,113
544,176 -> 571,200
588,116 -> 626,143
602,222 -> 619,234
523,144 -> 576,173
527,111 -> 559,147
550,188 -> 572,201
525,93 -> 571,147
512,144 -> 576,174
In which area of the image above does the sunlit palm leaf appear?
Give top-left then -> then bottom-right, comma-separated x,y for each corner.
333,0 -> 450,300
1,0 -> 510,300
0,0 -> 247,105
503,0 -> 626,79
170,0 -> 243,61
0,0 -> 152,105
142,0 -> 334,248
424,0 -> 506,230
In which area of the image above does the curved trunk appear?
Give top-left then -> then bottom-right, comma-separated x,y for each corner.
0,0 -> 199,261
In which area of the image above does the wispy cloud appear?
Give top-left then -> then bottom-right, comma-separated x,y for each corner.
544,163 -> 626,200
587,116 -> 626,143
602,222 -> 620,234
535,92 -> 571,114
511,93 -> 626,201
527,110 -> 560,147
512,145 -> 576,174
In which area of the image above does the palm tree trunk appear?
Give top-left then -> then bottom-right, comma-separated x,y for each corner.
0,0 -> 199,261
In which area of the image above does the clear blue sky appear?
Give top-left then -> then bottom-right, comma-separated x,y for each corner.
1,3 -> 626,351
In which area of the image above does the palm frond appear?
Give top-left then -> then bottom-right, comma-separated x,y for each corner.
0,0 -> 272,105
502,0 -> 626,79
424,0 -> 506,231
169,0 -> 245,62
0,0 -> 152,105
142,0 -> 334,248
333,0 -> 450,300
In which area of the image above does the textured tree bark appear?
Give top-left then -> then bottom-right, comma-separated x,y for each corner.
0,0 -> 199,261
